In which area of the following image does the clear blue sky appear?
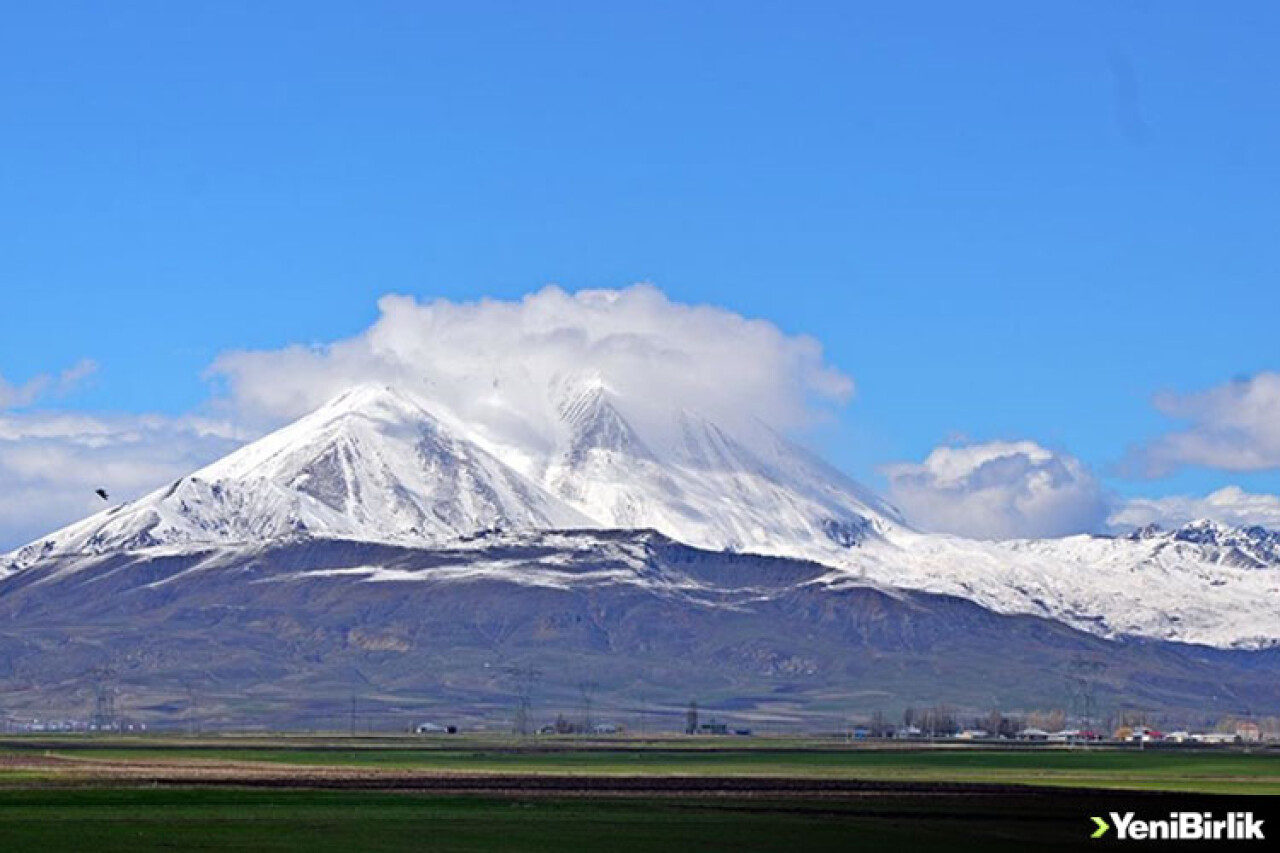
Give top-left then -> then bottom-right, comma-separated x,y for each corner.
3,1 -> 1279,504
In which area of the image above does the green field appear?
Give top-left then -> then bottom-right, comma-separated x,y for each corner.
0,787 -> 1176,853
2,739 -> 1278,851
8,740 -> 1280,794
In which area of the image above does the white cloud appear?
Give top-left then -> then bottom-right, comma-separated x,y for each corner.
1135,372 -> 1280,474
208,284 -> 854,447
1109,486 -> 1280,531
0,411 -> 242,550
0,359 -> 98,410
883,440 -> 1108,540
3,286 -> 854,550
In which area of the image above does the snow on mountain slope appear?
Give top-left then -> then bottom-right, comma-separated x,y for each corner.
5,380 -> 899,573
837,524 -> 1280,649
1123,519 -> 1280,568
4,386 -> 592,569
538,376 -> 900,563
5,382 -> 1280,649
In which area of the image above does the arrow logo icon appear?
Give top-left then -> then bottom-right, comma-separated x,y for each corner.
1091,816 -> 1111,838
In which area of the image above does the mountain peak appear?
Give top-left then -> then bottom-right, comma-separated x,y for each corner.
1116,517 -> 1280,569
196,382 -> 435,483
7,382 -> 902,571
554,376 -> 653,465
4,385 -> 594,569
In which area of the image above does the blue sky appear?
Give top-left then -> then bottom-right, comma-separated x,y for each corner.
3,2 -> 1279,545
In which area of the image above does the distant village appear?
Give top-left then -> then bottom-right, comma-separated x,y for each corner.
836,707 -> 1277,746
5,703 -> 1274,747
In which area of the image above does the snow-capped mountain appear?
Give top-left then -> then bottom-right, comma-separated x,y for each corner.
3,382 -> 897,571
7,528 -> 1280,726
3,386 -> 592,569
845,524 -> 1280,649
1124,519 -> 1280,568
4,383 -> 1280,650
541,376 -> 900,561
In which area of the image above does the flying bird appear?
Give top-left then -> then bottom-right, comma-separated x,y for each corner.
95,489 -> 109,501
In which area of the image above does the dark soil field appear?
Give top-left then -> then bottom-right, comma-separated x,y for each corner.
2,787 -> 1264,852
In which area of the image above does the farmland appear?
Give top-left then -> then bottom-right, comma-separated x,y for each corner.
1,737 -> 1277,851
4,735 -> 1280,794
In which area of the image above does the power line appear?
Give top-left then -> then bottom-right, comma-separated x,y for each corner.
507,666 -> 542,736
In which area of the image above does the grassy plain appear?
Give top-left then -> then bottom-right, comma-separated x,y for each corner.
0,787 -> 1201,853
1,737 -> 1276,852
3,736 -> 1278,794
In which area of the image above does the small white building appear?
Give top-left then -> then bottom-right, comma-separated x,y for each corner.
954,729 -> 989,740
1190,732 -> 1238,745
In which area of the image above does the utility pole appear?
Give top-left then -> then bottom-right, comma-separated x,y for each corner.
1069,658 -> 1106,734
578,681 -> 598,734
87,666 -> 118,732
507,666 -> 541,736
349,693 -> 357,737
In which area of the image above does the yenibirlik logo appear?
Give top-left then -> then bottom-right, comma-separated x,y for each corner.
1091,812 -> 1265,842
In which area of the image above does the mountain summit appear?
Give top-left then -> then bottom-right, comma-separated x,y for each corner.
5,383 -> 899,569
540,373 -> 902,559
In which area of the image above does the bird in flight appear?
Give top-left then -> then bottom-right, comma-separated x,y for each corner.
95,489 -> 109,501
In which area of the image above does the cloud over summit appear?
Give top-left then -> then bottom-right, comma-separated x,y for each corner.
7,285 -> 1280,551
210,285 -> 855,447
3,286 -> 856,550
